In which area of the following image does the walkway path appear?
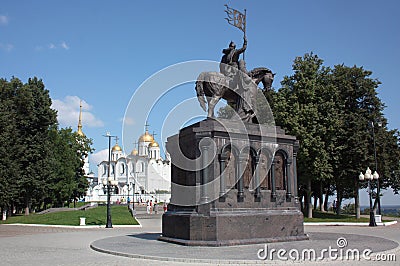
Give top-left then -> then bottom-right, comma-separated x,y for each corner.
0,213 -> 398,265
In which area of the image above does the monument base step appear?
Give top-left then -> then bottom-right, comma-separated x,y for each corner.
160,209 -> 308,246
158,234 -> 309,246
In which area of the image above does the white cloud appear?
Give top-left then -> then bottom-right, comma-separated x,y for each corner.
51,95 -> 104,128
36,41 -> 70,51
120,116 -> 136,126
90,149 -> 109,166
60,41 -> 69,50
0,43 -> 13,52
0,15 -> 8,25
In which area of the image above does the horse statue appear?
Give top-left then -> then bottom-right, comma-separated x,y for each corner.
195,65 -> 274,123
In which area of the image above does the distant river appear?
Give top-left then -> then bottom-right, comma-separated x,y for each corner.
360,205 -> 400,215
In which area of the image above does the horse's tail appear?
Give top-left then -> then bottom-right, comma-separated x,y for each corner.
195,73 -> 207,112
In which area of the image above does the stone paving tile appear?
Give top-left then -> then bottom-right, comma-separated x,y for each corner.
91,231 -> 398,262
0,224 -> 84,237
0,215 -> 399,265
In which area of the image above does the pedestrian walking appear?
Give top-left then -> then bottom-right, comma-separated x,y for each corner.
154,200 -> 158,214
146,200 -> 150,214
149,200 -> 153,214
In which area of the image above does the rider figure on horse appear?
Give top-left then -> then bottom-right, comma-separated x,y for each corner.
220,36 -> 258,122
220,36 -> 247,78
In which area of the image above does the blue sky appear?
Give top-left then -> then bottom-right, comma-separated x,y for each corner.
1,1 -> 399,205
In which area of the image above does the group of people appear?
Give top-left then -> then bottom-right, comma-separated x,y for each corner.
115,197 -> 127,205
146,200 -> 168,214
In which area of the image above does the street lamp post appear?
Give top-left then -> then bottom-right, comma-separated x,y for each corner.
102,177 -> 118,228
128,181 -> 135,210
371,121 -> 382,215
359,167 -> 379,227
103,132 -> 117,228
132,183 -> 135,210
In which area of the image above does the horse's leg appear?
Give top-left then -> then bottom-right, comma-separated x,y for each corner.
208,96 -> 220,118
196,81 -> 207,112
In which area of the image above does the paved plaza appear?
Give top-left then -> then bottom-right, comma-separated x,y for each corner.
0,212 -> 399,265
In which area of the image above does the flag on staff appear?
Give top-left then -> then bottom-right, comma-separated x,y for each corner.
224,4 -> 246,32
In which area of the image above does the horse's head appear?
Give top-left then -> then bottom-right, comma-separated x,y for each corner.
249,67 -> 275,90
261,73 -> 274,91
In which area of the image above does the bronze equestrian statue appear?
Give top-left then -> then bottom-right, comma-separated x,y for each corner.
195,38 -> 274,123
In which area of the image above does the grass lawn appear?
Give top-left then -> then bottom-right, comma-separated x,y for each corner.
67,201 -> 89,208
0,205 -> 139,226
304,211 -> 391,223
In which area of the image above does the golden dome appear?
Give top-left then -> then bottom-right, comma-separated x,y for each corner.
139,130 -> 154,142
149,140 -> 159,148
112,143 -> 122,152
131,149 -> 138,155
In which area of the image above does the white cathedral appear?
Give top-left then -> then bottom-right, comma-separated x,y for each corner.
78,102 -> 171,203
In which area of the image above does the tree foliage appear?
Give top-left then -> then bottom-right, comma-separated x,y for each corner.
0,77 -> 93,215
269,53 -> 400,216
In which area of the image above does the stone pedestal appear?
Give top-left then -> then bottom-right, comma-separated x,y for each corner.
160,118 -> 308,246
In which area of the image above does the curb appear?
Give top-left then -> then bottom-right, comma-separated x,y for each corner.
304,221 -> 397,226
90,243 -> 282,265
2,223 -> 142,229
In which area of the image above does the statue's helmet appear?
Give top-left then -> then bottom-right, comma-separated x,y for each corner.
229,41 -> 236,48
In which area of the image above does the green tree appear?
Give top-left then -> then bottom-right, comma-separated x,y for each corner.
331,64 -> 400,215
0,78 -> 20,217
0,77 -> 94,215
272,59 -> 400,218
71,133 -> 93,207
13,77 -> 57,214
46,128 -> 93,208
271,53 -> 341,218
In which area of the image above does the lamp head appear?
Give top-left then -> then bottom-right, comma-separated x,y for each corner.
364,167 -> 372,180
373,171 -> 379,180
359,172 -> 365,181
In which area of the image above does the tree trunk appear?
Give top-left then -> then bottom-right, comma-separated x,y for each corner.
24,198 -> 30,216
355,179 -> 360,219
336,189 -> 342,215
319,181 -> 325,212
8,202 -> 14,217
324,184 -> 330,211
313,196 -> 318,210
307,178 -> 313,218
